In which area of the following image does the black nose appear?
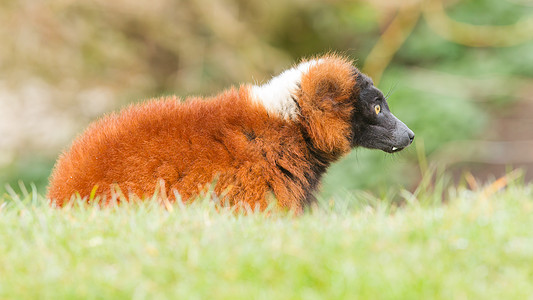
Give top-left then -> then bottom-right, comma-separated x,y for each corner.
408,130 -> 415,144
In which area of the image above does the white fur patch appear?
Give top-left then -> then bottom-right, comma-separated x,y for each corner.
250,59 -> 322,120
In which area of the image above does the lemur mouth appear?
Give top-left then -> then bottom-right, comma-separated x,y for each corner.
383,146 -> 404,153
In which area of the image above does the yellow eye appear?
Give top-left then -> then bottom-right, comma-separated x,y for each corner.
374,104 -> 381,115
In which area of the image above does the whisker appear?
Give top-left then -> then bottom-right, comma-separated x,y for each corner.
385,82 -> 399,100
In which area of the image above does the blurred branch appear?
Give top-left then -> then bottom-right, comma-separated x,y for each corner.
363,0 -> 533,84
423,0 -> 533,47
432,140 -> 533,165
362,4 -> 421,85
507,0 -> 533,6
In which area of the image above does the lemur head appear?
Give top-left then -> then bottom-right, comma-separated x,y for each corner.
350,71 -> 414,153
251,55 -> 414,157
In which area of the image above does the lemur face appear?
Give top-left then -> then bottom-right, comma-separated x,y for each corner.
351,72 -> 414,153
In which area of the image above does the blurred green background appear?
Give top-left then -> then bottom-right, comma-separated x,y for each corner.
1,0 -> 533,199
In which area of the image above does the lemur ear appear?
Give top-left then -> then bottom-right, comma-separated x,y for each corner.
297,56 -> 357,156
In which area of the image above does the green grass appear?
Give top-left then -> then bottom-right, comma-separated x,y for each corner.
1,179 -> 533,299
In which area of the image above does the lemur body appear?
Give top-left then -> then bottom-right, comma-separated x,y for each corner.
47,55 -> 414,211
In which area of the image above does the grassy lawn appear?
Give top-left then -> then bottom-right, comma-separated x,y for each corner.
1,180 -> 533,299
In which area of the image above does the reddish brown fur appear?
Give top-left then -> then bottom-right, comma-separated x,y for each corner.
47,55 -> 357,212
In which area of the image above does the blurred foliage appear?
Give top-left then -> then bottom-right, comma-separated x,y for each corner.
1,0 -> 532,198
448,0 -> 533,25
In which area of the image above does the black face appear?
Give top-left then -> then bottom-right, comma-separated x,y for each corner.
350,72 -> 414,153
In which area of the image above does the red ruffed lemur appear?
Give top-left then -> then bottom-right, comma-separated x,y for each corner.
47,54 -> 414,212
